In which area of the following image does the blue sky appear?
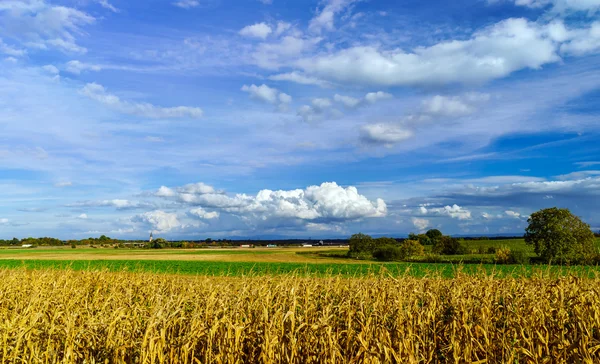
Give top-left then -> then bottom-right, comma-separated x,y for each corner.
1,0 -> 599,239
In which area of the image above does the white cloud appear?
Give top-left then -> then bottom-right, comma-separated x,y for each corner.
297,18 -> 561,86
333,91 -> 392,109
559,22 -> 600,56
411,217 -> 430,231
41,65 -> 59,75
555,170 -> 600,180
241,84 -> 292,111
68,199 -> 152,210
155,181 -> 387,223
77,213 -> 88,219
239,22 -> 273,39
173,0 -> 199,8
0,38 -> 25,57
96,0 -> 118,12
135,210 -> 181,232
420,204 -> 472,220
258,0 -> 273,4
360,123 -> 414,146
309,0 -> 357,33
297,97 -> 339,121
54,181 -> 72,187
365,91 -> 393,104
0,1 -> 95,54
80,83 -> 204,118
505,210 -> 522,218
274,21 -> 291,36
576,161 -> 600,168
189,207 -> 220,220
422,95 -> 475,117
333,94 -> 362,108
65,60 -> 102,74
511,0 -> 600,14
482,212 -> 503,219
253,35 -> 322,69
269,72 -> 329,87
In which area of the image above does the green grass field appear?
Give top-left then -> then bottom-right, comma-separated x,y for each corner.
1,238 -> 599,278
1,258 -> 600,278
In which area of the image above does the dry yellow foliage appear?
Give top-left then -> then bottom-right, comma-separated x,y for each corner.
1,268 -> 599,363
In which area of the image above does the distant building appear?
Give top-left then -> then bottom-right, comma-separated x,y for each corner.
240,244 -> 252,248
266,244 -> 277,248
149,232 -> 153,243
21,244 -> 33,248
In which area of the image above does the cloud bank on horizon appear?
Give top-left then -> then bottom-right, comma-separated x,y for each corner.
0,0 -> 599,239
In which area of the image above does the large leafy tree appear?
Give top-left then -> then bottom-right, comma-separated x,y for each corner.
525,207 -> 595,262
348,233 -> 374,257
425,229 -> 443,242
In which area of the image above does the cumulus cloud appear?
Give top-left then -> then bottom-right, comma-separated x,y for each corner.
505,210 -> 523,218
420,204 -> 473,220
0,1 -> 95,54
297,18 -> 562,87
66,60 -> 102,74
0,218 -> 9,225
421,93 -> 490,117
41,65 -> 59,75
239,22 -> 273,39
189,207 -> 220,220
241,84 -> 292,111
134,210 -> 182,233
80,83 -> 204,118
77,213 -> 88,219
155,181 -> 387,223
360,123 -> 414,147
411,217 -> 430,231
172,0 -> 199,8
559,22 -> 600,56
297,97 -> 345,121
333,91 -> 393,109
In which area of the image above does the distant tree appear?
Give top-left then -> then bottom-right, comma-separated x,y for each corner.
348,233 -> 374,257
373,245 -> 403,261
433,236 -> 468,255
374,237 -> 397,248
399,240 -> 425,259
525,207 -> 595,262
150,237 -> 166,249
425,229 -> 443,242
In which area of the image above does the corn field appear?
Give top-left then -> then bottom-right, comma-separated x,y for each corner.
1,268 -> 600,363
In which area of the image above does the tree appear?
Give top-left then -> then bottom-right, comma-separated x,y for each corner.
399,239 -> 424,259
525,207 -> 595,262
374,237 -> 397,248
348,233 -> 374,257
433,236 -> 468,255
425,229 -> 443,242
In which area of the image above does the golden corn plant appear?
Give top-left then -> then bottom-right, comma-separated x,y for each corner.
0,268 -> 599,363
